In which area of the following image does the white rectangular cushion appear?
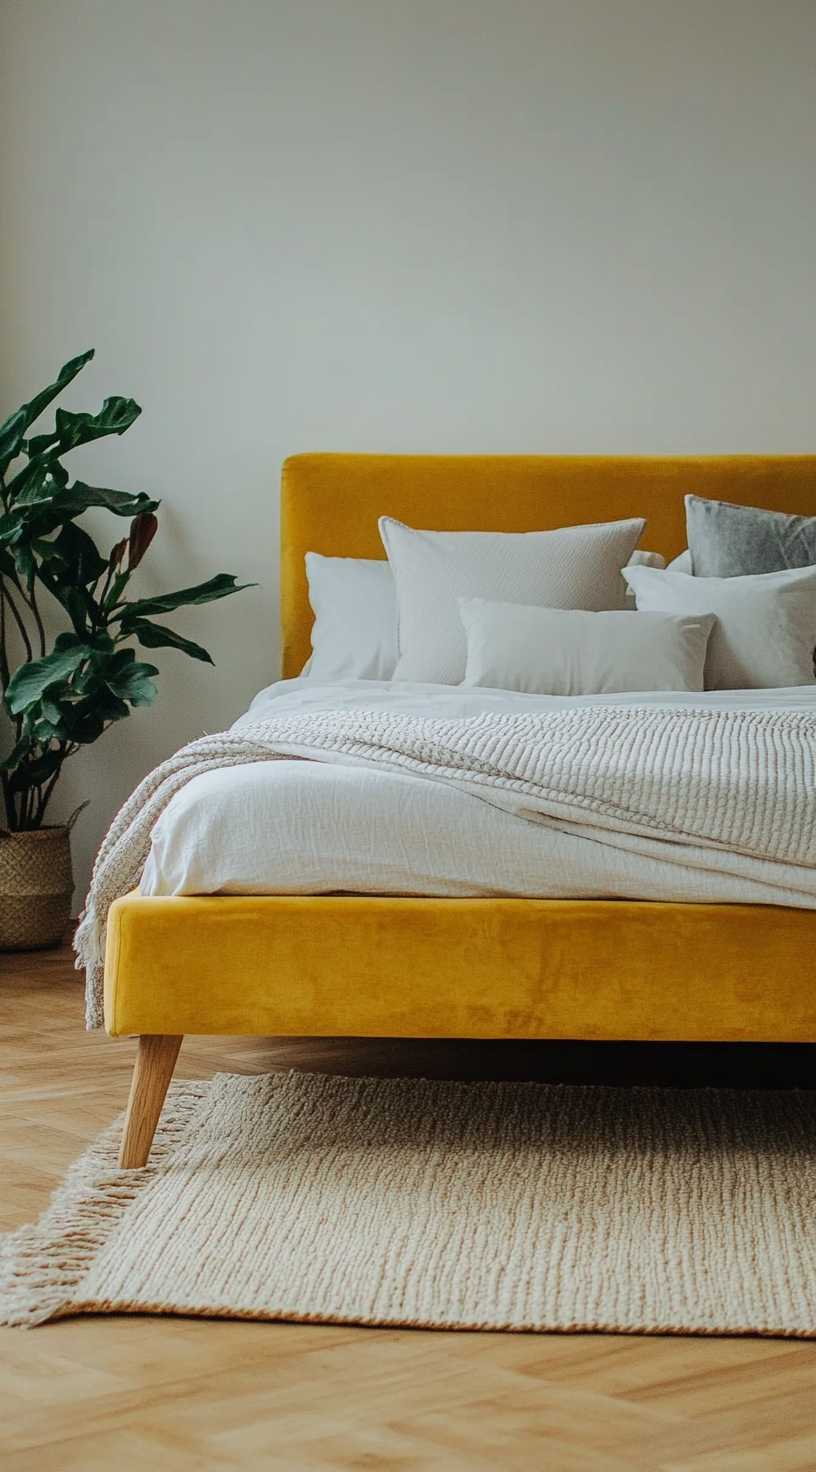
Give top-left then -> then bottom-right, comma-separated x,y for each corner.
379,516 -> 646,684
624,563 -> 816,689
459,599 -> 714,696
305,553 -> 397,680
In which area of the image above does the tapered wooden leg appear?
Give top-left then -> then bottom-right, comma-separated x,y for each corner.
119,1034 -> 183,1169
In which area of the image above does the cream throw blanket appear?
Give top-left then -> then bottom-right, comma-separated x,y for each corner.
76,706 -> 816,1027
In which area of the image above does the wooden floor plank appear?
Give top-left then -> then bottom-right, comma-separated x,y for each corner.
1,941 -> 815,1469
663,1432 -> 816,1472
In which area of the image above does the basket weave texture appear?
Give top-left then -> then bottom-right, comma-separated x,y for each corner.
0,827 -> 73,950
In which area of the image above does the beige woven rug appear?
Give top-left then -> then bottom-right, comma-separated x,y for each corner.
2,1072 -> 815,1334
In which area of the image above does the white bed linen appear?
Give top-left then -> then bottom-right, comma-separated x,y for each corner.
139,679 -> 816,909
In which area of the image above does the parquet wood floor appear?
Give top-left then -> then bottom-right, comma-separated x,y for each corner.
1,944 -> 815,1471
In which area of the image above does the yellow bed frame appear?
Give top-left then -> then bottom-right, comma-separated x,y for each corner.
108,453 -> 816,1167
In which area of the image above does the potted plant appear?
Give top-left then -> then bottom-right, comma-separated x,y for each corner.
0,349 -> 249,949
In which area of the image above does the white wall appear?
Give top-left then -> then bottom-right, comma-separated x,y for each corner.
1,0 -> 814,902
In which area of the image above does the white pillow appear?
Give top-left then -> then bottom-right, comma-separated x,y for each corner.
459,599 -> 714,695
668,549 -> 692,573
379,516 -> 646,685
304,553 -> 397,681
623,563 -> 816,689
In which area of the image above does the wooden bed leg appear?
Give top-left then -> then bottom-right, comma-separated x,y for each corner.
119,1034 -> 183,1169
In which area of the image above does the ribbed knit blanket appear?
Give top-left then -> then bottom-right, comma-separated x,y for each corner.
76,706 -> 816,1027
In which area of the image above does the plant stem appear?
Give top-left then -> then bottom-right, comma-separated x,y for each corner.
32,782 -> 48,828
1,579 -> 33,664
8,564 -> 46,655
96,560 -> 117,614
27,580 -> 47,658
0,578 -> 9,691
33,752 -> 65,827
0,773 -> 13,830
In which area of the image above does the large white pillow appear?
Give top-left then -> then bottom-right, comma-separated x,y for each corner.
459,599 -> 714,695
304,553 -> 397,681
302,548 -> 662,683
379,516 -> 646,685
623,563 -> 816,689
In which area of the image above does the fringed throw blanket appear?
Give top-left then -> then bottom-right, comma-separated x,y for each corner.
76,706 -> 816,1027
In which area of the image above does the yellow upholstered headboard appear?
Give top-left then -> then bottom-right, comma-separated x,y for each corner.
280,453 -> 816,678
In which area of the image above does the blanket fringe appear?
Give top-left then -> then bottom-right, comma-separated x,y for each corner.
0,1081 -> 208,1327
74,907 -> 105,1028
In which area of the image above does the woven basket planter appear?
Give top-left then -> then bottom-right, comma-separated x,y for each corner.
0,826 -> 74,951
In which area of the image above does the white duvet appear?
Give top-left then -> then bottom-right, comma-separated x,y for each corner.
139,678 -> 816,910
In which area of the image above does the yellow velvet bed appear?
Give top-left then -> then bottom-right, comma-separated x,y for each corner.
107,453 -> 816,1168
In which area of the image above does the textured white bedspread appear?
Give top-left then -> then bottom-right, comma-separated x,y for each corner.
139,679 -> 816,910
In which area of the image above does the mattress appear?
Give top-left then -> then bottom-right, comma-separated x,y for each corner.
138,678 -> 816,910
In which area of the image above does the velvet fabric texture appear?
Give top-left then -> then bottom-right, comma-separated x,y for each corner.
104,893 -> 816,1043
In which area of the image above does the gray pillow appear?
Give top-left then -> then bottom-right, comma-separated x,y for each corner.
685,494 -> 816,577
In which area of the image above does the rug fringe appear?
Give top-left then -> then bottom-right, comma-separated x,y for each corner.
0,1081 -> 208,1328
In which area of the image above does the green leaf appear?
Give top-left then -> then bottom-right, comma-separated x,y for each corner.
30,537 -> 63,564
40,691 -> 69,727
0,350 -> 94,475
9,744 -> 72,788
52,630 -> 85,651
70,660 -> 104,698
120,573 -> 253,619
120,617 -> 214,663
32,716 -> 62,744
59,710 -> 107,745
130,680 -> 158,708
6,458 -> 54,505
13,544 -> 37,592
17,351 -> 95,428
102,645 -> 136,672
46,521 -> 110,589
52,396 -> 142,453
6,457 -> 72,508
35,526 -> 114,633
25,428 -> 62,458
0,511 -> 25,546
65,691 -> 130,729
105,656 -> 159,706
55,587 -> 94,636
0,731 -> 36,776
51,482 -> 160,521
0,411 -> 27,480
5,645 -> 87,714
102,569 -> 132,612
